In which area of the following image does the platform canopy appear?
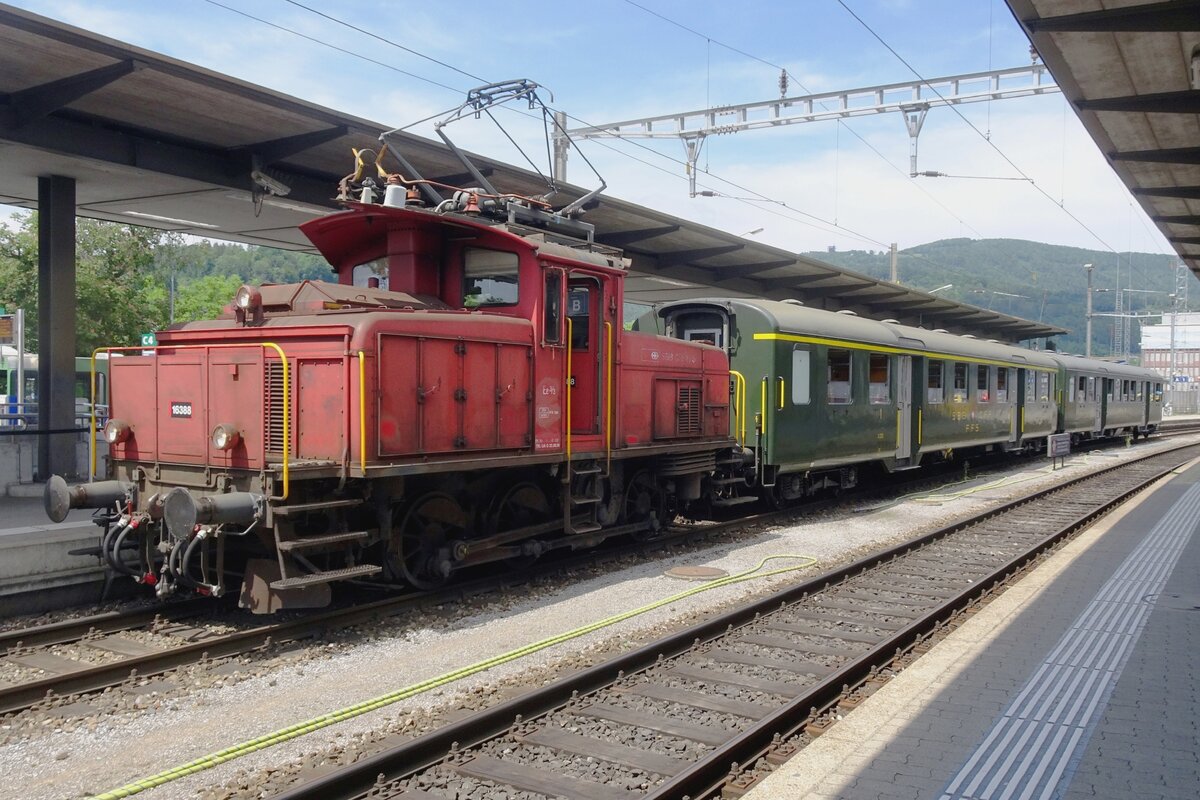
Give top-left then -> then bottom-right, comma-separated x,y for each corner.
0,3 -> 1063,341
1008,0 -> 1200,278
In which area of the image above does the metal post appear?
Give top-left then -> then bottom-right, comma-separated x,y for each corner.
36,174 -> 77,480
903,105 -> 928,177
551,110 -> 569,184
1083,263 -> 1094,358
14,308 -> 24,422
889,242 -> 898,283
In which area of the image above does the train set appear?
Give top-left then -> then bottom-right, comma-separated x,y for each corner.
42,87 -> 1164,612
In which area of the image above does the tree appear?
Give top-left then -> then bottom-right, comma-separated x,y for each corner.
0,212 -> 164,353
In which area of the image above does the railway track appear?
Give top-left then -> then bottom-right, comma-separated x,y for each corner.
0,433 -> 1189,721
274,442 -> 1200,800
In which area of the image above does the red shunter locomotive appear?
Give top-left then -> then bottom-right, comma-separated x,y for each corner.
45,86 -> 735,610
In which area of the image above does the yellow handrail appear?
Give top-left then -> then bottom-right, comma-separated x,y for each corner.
565,317 -> 573,465
91,342 -> 291,500
777,377 -> 785,410
729,370 -> 746,447
604,320 -> 613,474
358,350 -> 367,473
760,377 -> 767,437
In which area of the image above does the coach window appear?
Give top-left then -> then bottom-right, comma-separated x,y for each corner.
1087,376 -> 1096,402
868,354 -> 891,404
463,248 -> 519,307
996,367 -> 1009,403
976,365 -> 990,403
927,361 -> 944,404
1077,375 -> 1087,402
952,362 -> 968,402
542,269 -> 562,345
792,348 -> 811,405
1038,372 -> 1050,402
827,349 -> 852,404
1105,378 -> 1114,400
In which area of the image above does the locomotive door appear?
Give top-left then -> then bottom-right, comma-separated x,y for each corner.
895,355 -> 913,460
567,275 -> 605,441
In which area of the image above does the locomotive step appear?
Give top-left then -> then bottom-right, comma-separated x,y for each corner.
709,476 -> 746,486
569,495 -> 602,507
269,564 -> 382,590
272,498 -> 364,516
276,530 -> 372,551
711,495 -> 758,508
569,464 -> 603,476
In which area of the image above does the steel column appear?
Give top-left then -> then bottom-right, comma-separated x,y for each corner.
36,174 -> 77,480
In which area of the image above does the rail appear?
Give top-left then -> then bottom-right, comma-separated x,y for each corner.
274,441 -> 1199,800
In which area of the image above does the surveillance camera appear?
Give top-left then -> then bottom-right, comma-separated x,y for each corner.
251,169 -> 291,197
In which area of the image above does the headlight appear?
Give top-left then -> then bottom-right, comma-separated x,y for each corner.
211,423 -> 241,451
234,285 -> 261,310
103,419 -> 131,444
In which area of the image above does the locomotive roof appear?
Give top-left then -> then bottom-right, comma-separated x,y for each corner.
663,297 -> 1061,369
301,203 -> 627,274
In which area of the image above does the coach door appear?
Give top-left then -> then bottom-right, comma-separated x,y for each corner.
896,355 -> 913,461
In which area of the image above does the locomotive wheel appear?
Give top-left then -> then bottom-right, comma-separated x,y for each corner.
623,470 -> 667,541
485,481 -> 553,568
388,492 -> 466,590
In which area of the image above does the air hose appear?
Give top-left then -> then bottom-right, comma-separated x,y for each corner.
93,553 -> 819,799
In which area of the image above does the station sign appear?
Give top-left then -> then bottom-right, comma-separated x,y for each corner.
1047,432 -> 1071,460
140,332 -> 158,347
1172,375 -> 1190,383
0,314 -> 12,345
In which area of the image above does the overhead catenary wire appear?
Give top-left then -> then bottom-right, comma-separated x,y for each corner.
208,0 -> 891,248
619,0 -> 987,239
833,0 -> 1123,255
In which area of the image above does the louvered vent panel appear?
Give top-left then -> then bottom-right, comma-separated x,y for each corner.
677,386 -> 702,435
264,361 -> 285,454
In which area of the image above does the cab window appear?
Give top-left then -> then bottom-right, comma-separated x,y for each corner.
543,270 -> 562,344
464,248 -> 519,307
568,286 -> 591,349
352,258 -> 388,289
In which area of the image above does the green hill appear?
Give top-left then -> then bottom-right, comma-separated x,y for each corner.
806,239 -> 1182,357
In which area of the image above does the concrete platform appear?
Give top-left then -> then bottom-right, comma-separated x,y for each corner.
0,491 -> 108,615
746,459 -> 1200,800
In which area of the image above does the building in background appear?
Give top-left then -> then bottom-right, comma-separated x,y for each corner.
1140,312 -> 1200,412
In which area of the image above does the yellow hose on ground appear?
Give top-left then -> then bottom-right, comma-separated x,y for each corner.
93,553 -> 819,799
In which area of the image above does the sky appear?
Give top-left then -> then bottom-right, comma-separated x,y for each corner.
2,0 -> 1180,262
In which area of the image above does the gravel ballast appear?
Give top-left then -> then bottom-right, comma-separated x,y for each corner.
0,439 -> 1189,800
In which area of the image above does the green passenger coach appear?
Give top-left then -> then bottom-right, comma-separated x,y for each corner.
643,298 -> 1061,505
